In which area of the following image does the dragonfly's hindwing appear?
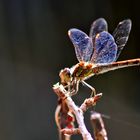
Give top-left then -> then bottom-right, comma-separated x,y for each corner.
91,31 -> 117,63
113,19 -> 132,60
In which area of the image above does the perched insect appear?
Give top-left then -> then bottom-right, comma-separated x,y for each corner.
59,18 -> 140,96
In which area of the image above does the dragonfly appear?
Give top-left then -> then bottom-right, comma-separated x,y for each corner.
59,18 -> 140,96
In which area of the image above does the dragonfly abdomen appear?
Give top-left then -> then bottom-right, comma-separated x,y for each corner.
93,58 -> 140,75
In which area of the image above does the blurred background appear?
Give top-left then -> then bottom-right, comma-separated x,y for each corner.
0,0 -> 140,140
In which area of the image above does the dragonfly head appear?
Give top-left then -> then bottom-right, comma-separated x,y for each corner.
59,68 -> 72,84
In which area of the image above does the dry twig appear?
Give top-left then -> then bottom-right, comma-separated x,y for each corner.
91,112 -> 108,140
53,83 -> 94,140
80,93 -> 102,113
61,128 -> 80,135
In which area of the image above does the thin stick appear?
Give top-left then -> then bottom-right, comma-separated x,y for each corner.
55,103 -> 71,140
61,128 -> 81,135
53,83 -> 94,140
80,93 -> 102,113
91,111 -> 108,140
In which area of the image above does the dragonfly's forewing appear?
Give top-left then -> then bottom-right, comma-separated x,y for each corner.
68,28 -> 93,62
89,18 -> 108,39
113,19 -> 132,60
91,31 -> 117,63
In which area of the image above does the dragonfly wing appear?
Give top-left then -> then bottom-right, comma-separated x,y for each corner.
89,18 -> 108,39
68,28 -> 93,62
91,31 -> 117,63
113,19 -> 132,60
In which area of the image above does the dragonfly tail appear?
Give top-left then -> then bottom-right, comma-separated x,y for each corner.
94,58 -> 140,75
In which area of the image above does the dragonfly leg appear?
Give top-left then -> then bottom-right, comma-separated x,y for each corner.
63,81 -> 79,96
81,81 -> 96,97
69,80 -> 80,96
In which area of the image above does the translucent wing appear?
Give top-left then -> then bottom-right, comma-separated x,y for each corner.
113,19 -> 132,60
68,28 -> 93,62
89,18 -> 108,39
91,31 -> 117,63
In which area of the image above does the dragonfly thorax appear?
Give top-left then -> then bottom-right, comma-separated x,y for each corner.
59,62 -> 97,85
71,61 -> 96,80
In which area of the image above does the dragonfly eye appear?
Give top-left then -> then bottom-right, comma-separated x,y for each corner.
59,68 -> 72,84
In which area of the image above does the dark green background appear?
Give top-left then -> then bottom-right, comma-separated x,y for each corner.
0,0 -> 140,140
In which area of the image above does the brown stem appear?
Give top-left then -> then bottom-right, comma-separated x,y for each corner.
90,111 -> 108,140
61,128 -> 81,135
80,93 -> 102,113
53,83 -> 94,140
